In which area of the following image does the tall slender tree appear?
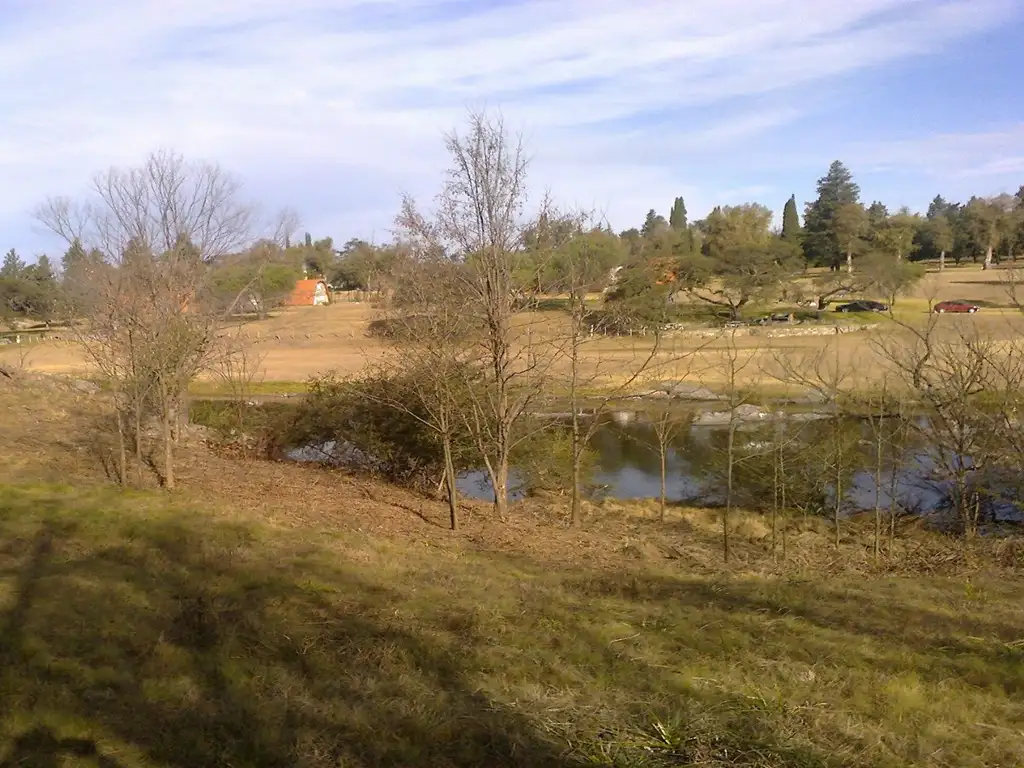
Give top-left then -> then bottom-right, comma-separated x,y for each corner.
781,194 -> 802,244
669,197 -> 688,231
802,161 -> 861,269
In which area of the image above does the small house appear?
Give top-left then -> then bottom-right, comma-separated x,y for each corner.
285,279 -> 330,307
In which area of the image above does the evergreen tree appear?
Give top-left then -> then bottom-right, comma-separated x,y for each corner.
923,215 -> 954,269
866,201 -> 889,231
641,209 -> 668,238
28,255 -> 55,283
802,161 -> 861,268
669,197 -> 688,231
926,195 -> 954,220
1,248 -> 25,279
61,238 -> 88,277
781,194 -> 801,243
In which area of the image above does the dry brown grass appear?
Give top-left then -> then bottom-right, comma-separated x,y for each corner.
3,372 -> 1024,766
14,265 -> 1024,395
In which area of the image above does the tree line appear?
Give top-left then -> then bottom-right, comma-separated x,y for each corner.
9,157 -> 1022,328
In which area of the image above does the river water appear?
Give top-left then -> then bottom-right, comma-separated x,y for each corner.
250,396 -> 1021,522
451,410 -> 1023,522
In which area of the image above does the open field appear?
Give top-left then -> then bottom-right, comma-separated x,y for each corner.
3,372 -> 1024,766
8,264 -> 1024,394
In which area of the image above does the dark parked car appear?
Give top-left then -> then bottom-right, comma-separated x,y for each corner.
834,300 -> 889,313
933,300 -> 979,314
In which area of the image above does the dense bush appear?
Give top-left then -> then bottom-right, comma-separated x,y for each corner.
269,370 -> 479,489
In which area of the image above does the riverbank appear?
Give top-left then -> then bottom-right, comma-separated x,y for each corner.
4,371 -> 1024,765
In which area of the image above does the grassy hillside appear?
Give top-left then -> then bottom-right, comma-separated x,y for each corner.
2,483 -> 1024,767
2,369 -> 1024,766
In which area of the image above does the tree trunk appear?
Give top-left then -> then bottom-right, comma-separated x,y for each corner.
134,395 -> 144,483
771,445 -> 779,562
569,305 -> 583,528
570,453 -> 583,527
442,437 -> 458,531
834,463 -> 841,549
162,398 -> 175,490
846,249 -> 853,274
115,399 -> 127,486
175,394 -> 189,442
492,456 -> 509,522
874,417 -> 883,562
724,423 -> 734,563
569,350 -> 582,528
983,246 -> 993,270
659,445 -> 667,523
780,450 -> 787,562
939,250 -> 946,271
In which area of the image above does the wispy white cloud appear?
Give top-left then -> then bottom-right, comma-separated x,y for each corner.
0,0 -> 1019,251
850,124 -> 1024,190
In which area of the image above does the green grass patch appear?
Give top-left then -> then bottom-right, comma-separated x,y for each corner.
2,483 -> 1024,766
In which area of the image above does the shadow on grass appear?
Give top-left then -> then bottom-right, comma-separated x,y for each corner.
5,488 -> 1021,767
569,572 -> 1024,694
0,493 -> 581,767
0,726 -> 127,768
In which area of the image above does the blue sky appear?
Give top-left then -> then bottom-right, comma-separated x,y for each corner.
1,0 -> 1023,260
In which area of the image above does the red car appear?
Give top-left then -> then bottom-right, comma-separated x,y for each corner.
933,300 -> 979,314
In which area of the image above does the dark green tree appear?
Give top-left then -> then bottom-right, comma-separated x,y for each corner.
802,161 -> 861,269
1,249 -> 25,279
61,239 -> 88,277
0,251 -> 59,320
669,197 -> 688,231
962,197 -> 1002,269
866,201 -> 889,231
781,194 -> 801,243
926,195 -> 955,220
922,214 -> 954,269
640,209 -> 668,238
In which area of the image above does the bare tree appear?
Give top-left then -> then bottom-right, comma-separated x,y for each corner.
873,316 -> 1024,539
209,329 -> 268,457
547,216 -> 689,526
856,379 -> 914,562
641,406 -> 692,523
394,110 -> 548,521
35,150 -> 264,489
372,258 -> 480,530
710,328 -> 762,563
770,341 -> 856,548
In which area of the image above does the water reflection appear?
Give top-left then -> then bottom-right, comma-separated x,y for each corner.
459,409 -> 1022,522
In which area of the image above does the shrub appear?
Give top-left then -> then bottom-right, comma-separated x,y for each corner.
271,369 -> 479,489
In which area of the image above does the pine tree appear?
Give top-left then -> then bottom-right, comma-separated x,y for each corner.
781,195 -> 801,243
802,161 -> 861,268
641,209 -> 668,238
669,197 -> 688,231
31,255 -> 55,283
1,248 -> 25,279
61,238 -> 88,276
926,195 -> 952,220
866,201 -> 889,230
